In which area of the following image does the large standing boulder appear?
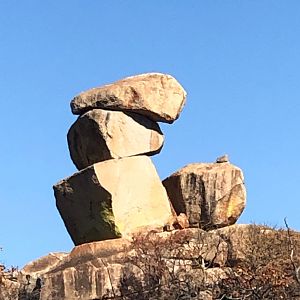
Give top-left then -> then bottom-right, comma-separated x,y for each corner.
70,73 -> 187,123
67,109 -> 164,170
53,156 -> 174,245
162,160 -> 246,229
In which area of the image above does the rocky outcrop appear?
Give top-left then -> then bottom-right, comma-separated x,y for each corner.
22,253 -> 67,276
70,73 -> 187,123
54,156 -> 174,245
7,72 -> 300,299
67,109 -> 164,170
3,225 -> 300,300
162,160 -> 246,229
2,228 -> 228,300
33,73 -> 262,299
54,73 -> 249,257
37,228 -> 229,300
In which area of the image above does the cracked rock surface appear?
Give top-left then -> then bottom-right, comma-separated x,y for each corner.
162,162 -> 246,229
54,156 -> 174,245
70,73 -> 187,123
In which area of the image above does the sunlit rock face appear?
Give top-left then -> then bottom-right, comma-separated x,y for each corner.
70,72 -> 187,123
54,156 -> 174,245
67,108 -> 164,170
55,72 -> 188,246
162,161 -> 246,230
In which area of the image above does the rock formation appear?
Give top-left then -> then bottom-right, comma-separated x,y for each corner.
54,156 -> 173,245
55,72 -> 189,245
2,225 -> 300,300
67,109 -> 164,170
70,73 -> 187,123
162,158 -> 246,230
54,71 -> 247,245
3,73 -> 271,299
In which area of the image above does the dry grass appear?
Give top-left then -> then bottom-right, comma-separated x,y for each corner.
101,224 -> 300,300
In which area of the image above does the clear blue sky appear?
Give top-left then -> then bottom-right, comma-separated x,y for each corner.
1,1 -> 300,268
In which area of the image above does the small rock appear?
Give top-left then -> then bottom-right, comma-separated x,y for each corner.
216,154 -> 229,163
175,213 -> 190,229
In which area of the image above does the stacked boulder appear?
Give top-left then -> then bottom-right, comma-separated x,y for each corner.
1,73 -> 250,299
53,72 -> 247,247
54,73 -> 187,245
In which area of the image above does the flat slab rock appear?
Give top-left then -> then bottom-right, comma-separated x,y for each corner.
67,109 -> 164,170
53,156 -> 174,245
70,73 -> 187,123
162,161 -> 246,229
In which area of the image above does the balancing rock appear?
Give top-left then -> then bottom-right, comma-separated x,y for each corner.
70,73 -> 187,123
162,161 -> 246,230
54,156 -> 174,245
67,109 -> 164,170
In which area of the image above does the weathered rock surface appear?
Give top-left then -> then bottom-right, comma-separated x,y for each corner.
67,109 -> 164,170
70,73 -> 187,123
53,156 -> 174,245
4,225 -> 299,300
22,252 -> 68,276
4,228 -> 228,300
162,161 -> 246,229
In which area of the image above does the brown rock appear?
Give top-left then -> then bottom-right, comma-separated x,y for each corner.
22,228 -> 227,300
22,252 -> 68,276
0,278 -> 19,300
70,73 -> 187,123
164,213 -> 190,231
69,237 -> 131,259
67,109 -> 164,170
5,225 -> 299,299
162,162 -> 246,229
176,213 -> 190,229
53,156 -> 174,245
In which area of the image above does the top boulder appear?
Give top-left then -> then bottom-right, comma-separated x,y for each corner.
70,73 -> 187,123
